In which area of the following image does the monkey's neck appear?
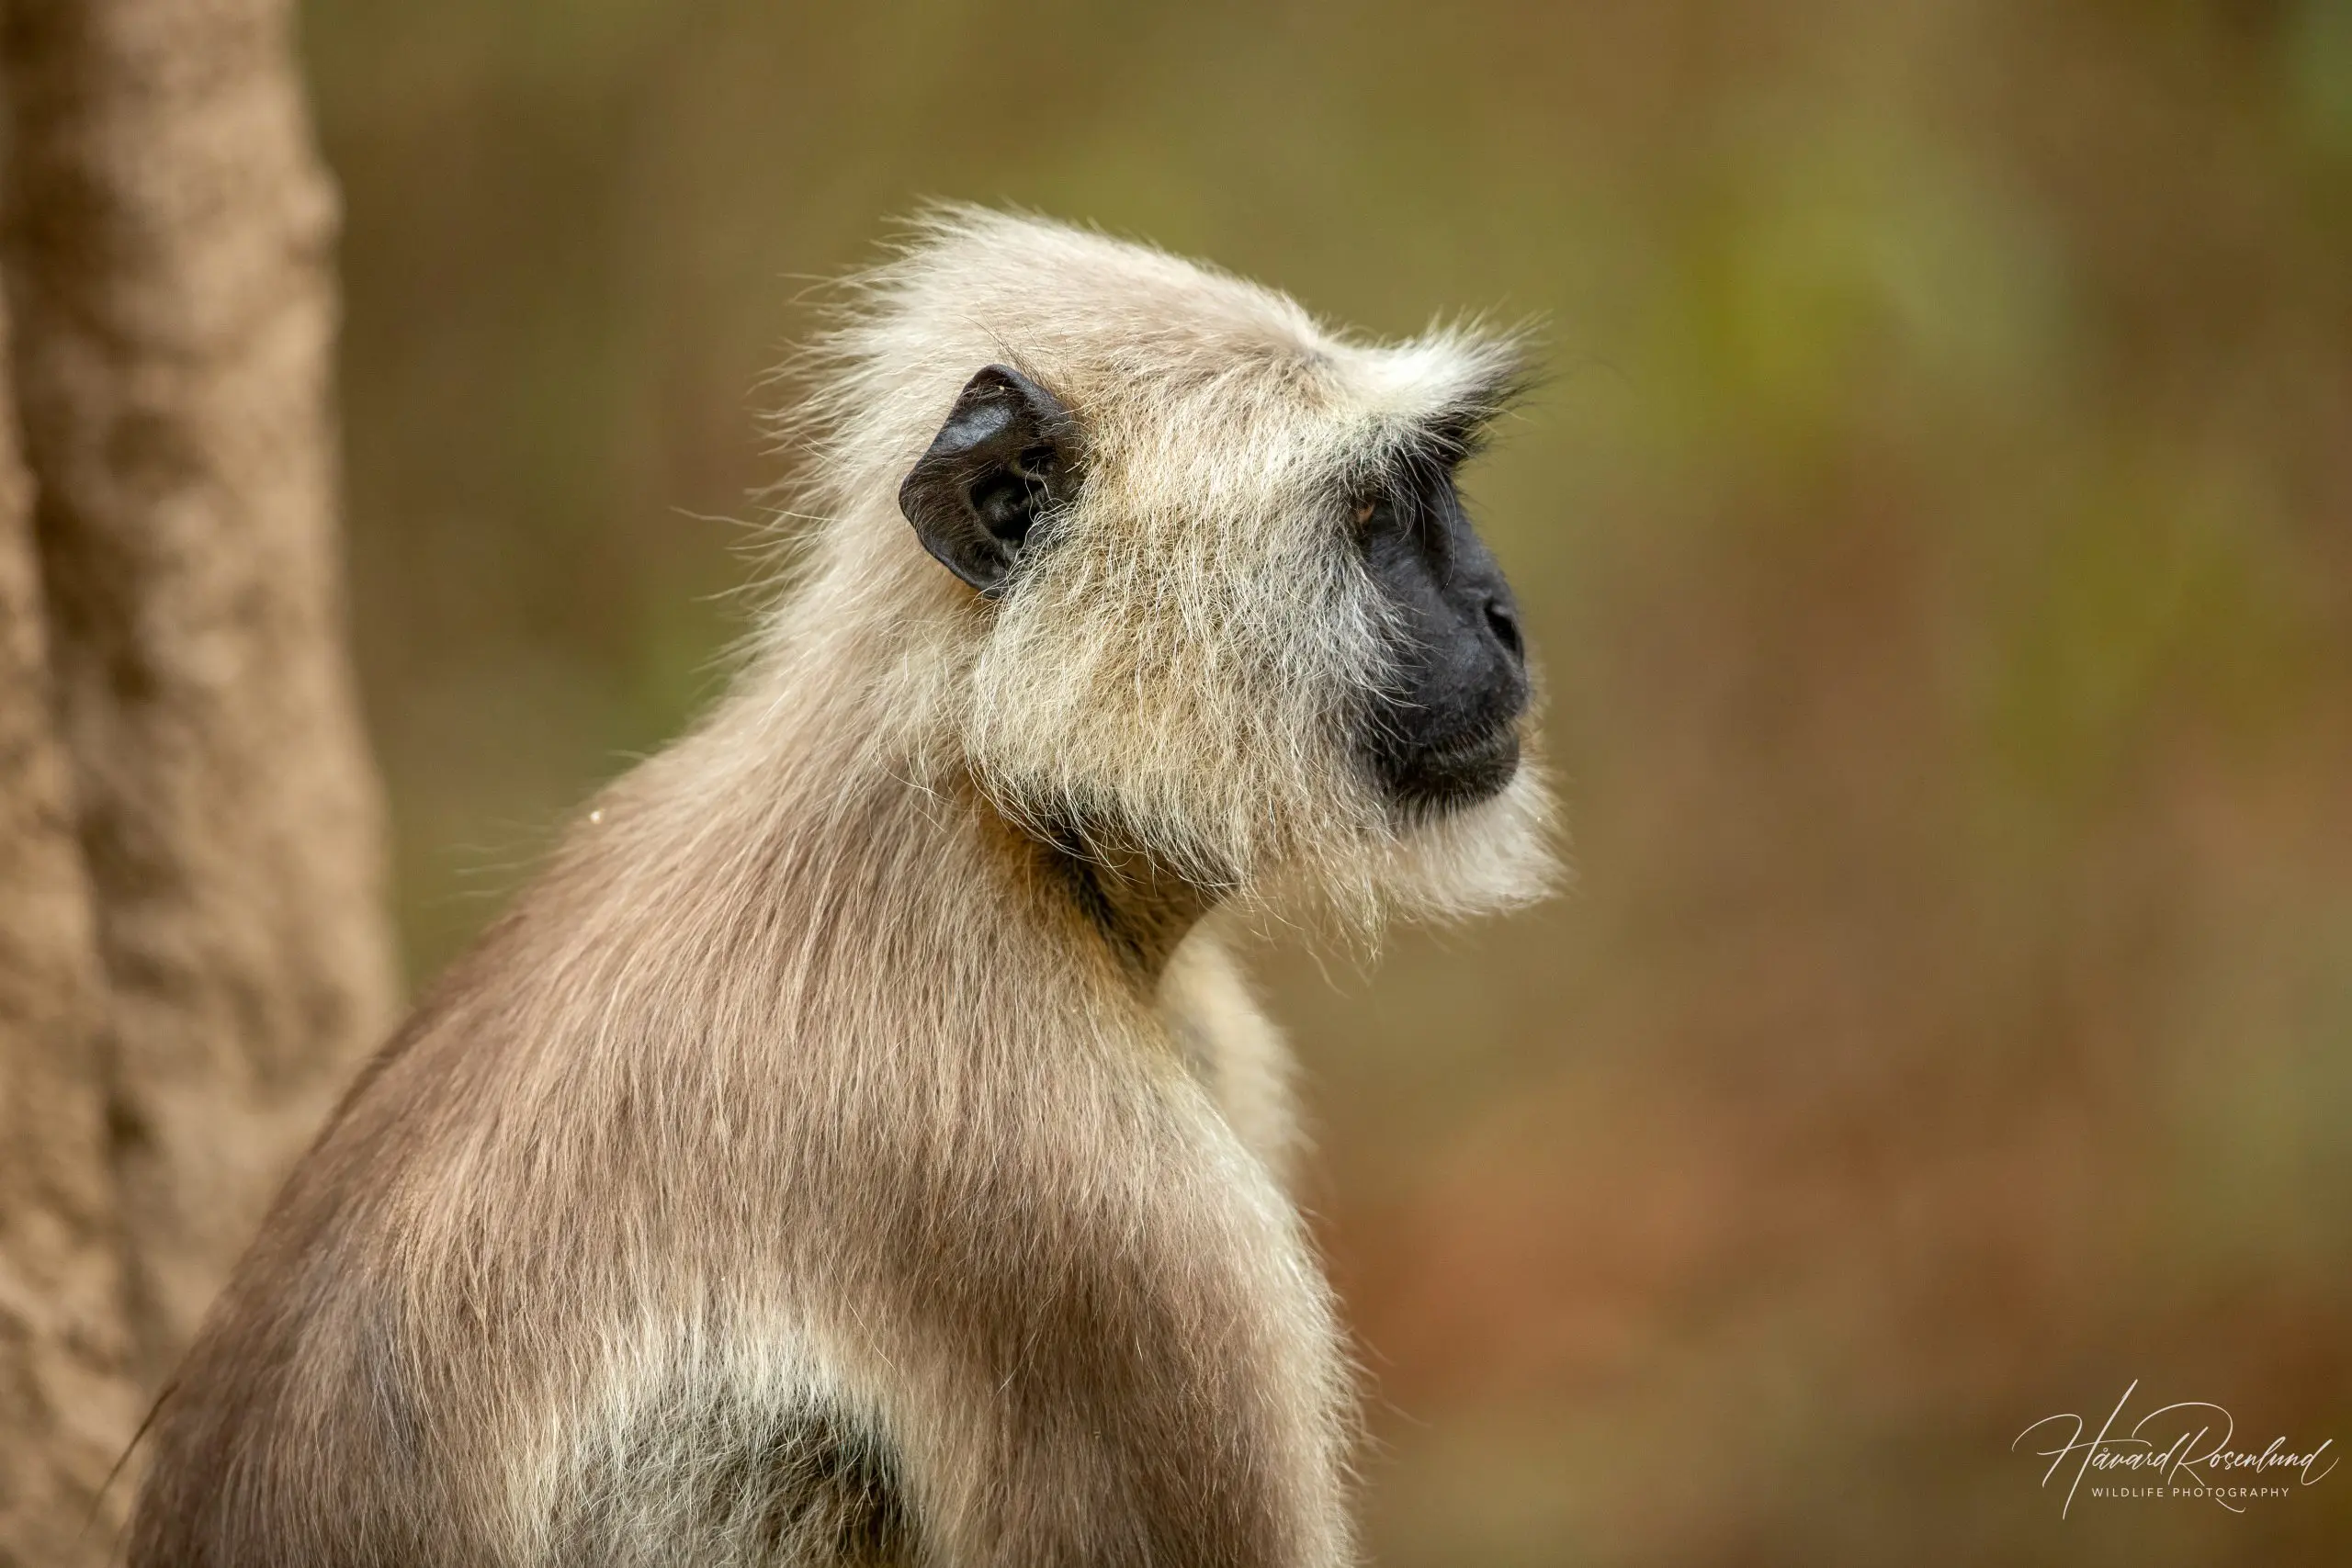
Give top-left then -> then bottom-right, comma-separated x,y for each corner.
1033,818 -> 1216,979
665,648 -> 1218,990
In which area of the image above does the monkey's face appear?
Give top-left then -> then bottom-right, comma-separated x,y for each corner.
1350,450 -> 1531,818
831,209 -> 1554,922
892,351 -> 1546,918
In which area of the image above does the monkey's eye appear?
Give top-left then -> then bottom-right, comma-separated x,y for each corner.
1353,488 -> 1426,547
1351,482 -> 1455,577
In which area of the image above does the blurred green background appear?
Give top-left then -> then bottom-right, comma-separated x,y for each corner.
305,1 -> 2352,1562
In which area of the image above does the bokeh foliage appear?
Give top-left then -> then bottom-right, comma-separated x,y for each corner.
307,1 -> 2352,1562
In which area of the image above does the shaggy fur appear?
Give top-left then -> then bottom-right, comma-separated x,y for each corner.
127,209 -> 1555,1568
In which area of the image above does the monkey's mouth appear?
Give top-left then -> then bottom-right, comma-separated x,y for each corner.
1377,723 -> 1521,819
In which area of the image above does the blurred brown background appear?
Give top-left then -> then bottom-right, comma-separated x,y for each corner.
311,1 -> 2352,1563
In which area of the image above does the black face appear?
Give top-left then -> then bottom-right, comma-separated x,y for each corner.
1354,456 -> 1529,816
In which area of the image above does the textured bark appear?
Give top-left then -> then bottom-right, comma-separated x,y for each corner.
1,0 -> 398,1378
0,296 -> 139,1568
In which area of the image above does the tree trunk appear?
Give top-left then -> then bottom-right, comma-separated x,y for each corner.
0,4 -> 396,1557
0,289 -> 139,1568
1,0 -> 397,1392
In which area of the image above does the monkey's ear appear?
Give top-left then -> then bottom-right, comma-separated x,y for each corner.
899,365 -> 1080,598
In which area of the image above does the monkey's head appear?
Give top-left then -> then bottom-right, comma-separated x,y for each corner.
788,209 -> 1555,929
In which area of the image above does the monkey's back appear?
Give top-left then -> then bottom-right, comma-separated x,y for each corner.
127,790 -> 955,1568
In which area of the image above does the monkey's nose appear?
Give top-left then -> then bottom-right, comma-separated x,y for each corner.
1483,595 -> 1524,663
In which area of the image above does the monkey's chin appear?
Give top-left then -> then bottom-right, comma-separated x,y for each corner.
1378,728 -> 1523,825
1387,761 -> 1558,913
1250,759 -> 1560,942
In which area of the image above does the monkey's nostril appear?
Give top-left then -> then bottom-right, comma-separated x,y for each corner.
1484,598 -> 1523,660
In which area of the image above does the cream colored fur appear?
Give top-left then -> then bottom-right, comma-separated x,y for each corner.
127,209 -> 1554,1568
777,206 -> 1555,927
